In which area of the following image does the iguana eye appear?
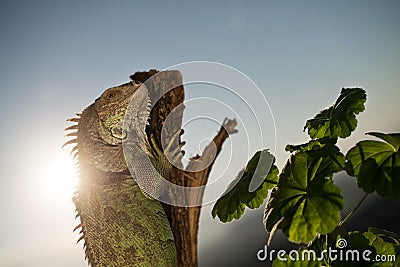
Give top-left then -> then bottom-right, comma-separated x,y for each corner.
107,91 -> 117,99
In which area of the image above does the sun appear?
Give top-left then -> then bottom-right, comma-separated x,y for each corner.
42,151 -> 78,203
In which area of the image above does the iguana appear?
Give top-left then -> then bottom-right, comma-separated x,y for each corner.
65,69 -> 238,267
64,80 -> 180,266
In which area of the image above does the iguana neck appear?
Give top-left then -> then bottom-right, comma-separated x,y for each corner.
77,104 -> 127,173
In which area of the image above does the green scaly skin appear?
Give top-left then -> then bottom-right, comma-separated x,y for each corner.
65,81 -> 178,267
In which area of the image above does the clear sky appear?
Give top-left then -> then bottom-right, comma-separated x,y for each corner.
0,1 -> 399,266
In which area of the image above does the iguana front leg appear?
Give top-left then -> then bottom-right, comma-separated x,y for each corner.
148,131 -> 185,179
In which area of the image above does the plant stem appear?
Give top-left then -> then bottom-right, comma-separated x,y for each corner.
339,192 -> 369,227
265,179 -> 278,185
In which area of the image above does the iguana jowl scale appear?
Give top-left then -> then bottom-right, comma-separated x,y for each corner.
64,80 -> 178,266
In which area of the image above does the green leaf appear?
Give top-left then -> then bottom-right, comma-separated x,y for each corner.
285,139 -> 346,173
368,227 -> 400,245
212,150 -> 279,223
273,228 -> 399,266
264,151 -> 344,243
328,229 -> 399,266
346,132 -> 400,199
367,132 -> 400,151
364,231 -> 396,254
304,88 -> 366,139
285,138 -> 338,153
363,231 -> 398,266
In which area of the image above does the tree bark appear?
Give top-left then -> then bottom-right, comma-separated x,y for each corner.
130,70 -> 237,267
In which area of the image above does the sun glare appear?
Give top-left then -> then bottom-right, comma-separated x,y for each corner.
42,151 -> 78,203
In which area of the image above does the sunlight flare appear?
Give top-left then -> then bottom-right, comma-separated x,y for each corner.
42,152 -> 78,203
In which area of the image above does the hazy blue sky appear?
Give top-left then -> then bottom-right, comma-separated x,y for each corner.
0,1 -> 399,266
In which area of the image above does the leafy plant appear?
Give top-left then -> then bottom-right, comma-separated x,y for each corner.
212,150 -> 279,223
213,88 -> 400,266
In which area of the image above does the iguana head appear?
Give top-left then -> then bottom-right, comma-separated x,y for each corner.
95,81 -> 144,145
66,80 -> 150,173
